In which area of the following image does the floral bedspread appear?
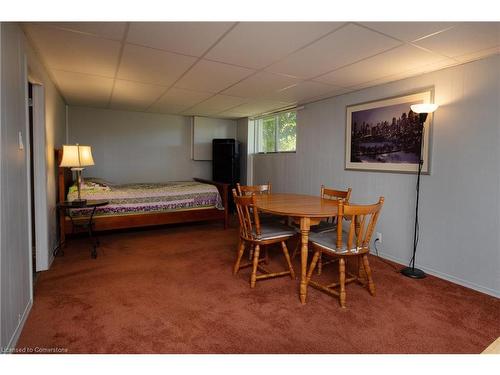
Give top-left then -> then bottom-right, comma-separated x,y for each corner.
67,180 -> 223,218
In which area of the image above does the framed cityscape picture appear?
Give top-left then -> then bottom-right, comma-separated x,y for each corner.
345,89 -> 434,173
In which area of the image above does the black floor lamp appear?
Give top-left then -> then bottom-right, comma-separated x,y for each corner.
401,103 -> 438,279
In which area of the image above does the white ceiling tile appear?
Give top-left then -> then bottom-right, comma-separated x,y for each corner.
183,94 -> 248,116
149,87 -> 213,114
222,72 -> 299,98
347,77 -> 398,92
110,80 -> 166,111
266,23 -> 402,79
217,109 -> 249,119
304,87 -> 354,103
127,22 -> 234,57
401,59 -> 461,77
205,22 -> 344,69
454,46 -> 500,63
414,22 -> 500,58
360,22 -> 456,42
117,44 -> 196,86
36,22 -> 127,41
176,60 -> 254,93
270,81 -> 347,103
228,99 -> 295,117
52,70 -> 114,107
213,113 -> 242,119
25,22 -> 498,115
347,59 -> 460,92
314,45 -> 451,88
24,24 -> 121,77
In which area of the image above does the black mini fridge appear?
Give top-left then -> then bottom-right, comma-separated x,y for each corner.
212,138 -> 240,185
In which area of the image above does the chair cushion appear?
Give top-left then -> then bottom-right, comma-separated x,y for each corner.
310,221 -> 337,233
253,223 -> 296,240
309,231 -> 363,254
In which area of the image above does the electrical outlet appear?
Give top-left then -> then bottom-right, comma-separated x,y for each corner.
375,232 -> 382,244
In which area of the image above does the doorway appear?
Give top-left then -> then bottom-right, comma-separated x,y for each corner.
28,82 -> 36,275
27,81 -> 50,273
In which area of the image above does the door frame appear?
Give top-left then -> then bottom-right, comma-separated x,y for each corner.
29,82 -> 50,271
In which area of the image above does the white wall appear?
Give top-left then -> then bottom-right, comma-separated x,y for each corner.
0,21 -> 33,351
236,117 -> 256,185
0,21 -> 3,348
68,106 -> 214,184
253,55 -> 500,297
236,118 -> 248,184
192,116 -> 237,161
0,22 -> 66,350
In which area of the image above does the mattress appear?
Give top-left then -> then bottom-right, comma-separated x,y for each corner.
66,179 -> 223,218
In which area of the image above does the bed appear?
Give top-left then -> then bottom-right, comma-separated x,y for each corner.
56,149 -> 229,244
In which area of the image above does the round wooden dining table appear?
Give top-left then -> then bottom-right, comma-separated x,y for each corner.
253,193 -> 340,304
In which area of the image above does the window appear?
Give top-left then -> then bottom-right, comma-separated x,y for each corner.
255,110 -> 297,153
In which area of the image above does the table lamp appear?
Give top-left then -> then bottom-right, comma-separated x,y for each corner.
400,103 -> 438,279
59,144 -> 95,204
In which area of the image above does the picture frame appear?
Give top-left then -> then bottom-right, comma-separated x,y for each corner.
345,89 -> 434,174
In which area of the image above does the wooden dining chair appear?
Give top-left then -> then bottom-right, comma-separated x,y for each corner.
313,186 -> 352,275
313,186 -> 352,233
236,182 -> 283,262
236,182 -> 272,196
292,186 -> 352,275
306,197 -> 384,308
232,189 -> 296,288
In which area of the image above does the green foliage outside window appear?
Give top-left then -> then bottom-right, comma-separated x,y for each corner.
257,111 -> 296,152
278,111 -> 296,152
261,116 -> 276,153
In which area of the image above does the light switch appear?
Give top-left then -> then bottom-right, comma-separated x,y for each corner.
18,131 -> 24,150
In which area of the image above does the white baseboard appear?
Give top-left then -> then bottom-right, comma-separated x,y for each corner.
3,241 -> 58,353
372,249 -> 499,298
3,299 -> 33,353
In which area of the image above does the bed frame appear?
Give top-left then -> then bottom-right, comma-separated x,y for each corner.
56,149 -> 229,244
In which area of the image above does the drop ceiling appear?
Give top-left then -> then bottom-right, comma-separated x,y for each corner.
23,22 -> 500,119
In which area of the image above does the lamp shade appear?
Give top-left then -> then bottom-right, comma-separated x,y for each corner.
60,144 -> 95,168
410,103 -> 439,114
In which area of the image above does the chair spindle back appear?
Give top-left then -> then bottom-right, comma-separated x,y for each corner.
321,185 -> 352,202
232,189 -> 261,240
336,197 -> 384,252
236,183 -> 272,196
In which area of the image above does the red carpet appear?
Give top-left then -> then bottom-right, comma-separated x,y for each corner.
17,221 -> 499,353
